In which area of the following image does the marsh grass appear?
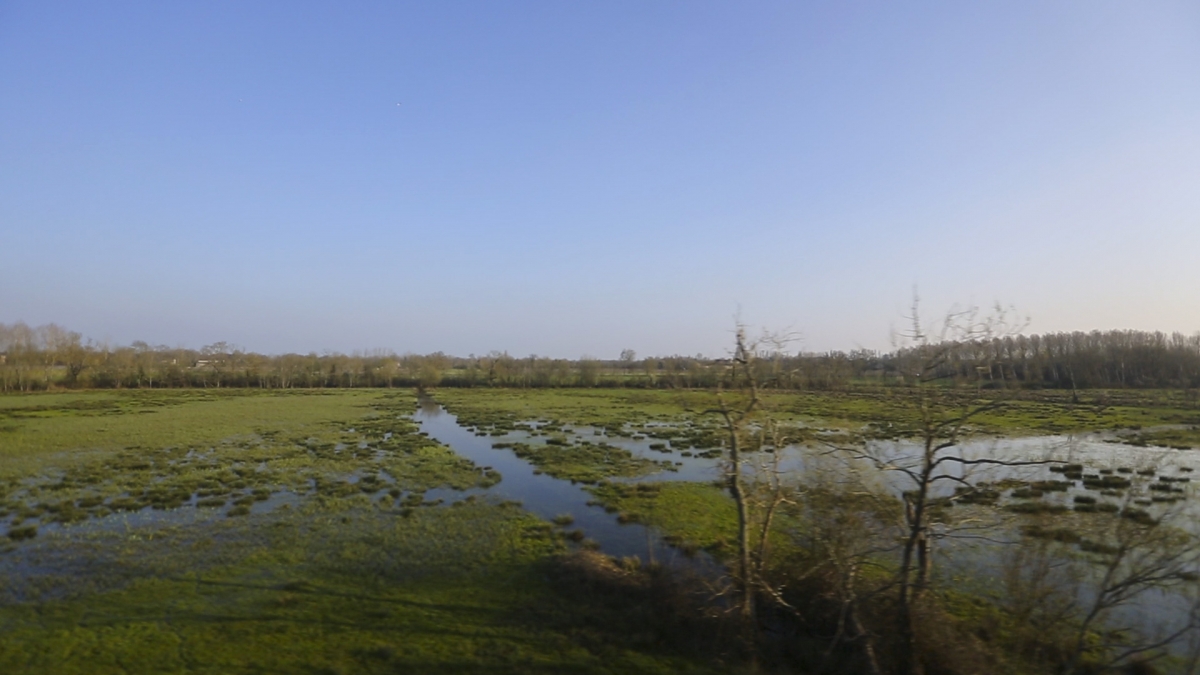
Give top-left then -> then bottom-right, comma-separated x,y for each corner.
0,500 -> 719,674
499,439 -> 673,483
0,390 -> 499,539
433,388 -> 1200,454
588,482 -> 740,558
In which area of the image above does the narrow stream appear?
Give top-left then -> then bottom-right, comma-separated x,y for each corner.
414,400 -> 722,574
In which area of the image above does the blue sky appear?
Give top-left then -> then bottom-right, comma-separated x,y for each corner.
2,1 -> 1198,357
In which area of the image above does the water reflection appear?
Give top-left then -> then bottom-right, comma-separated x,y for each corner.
413,403 -> 720,573
416,403 -> 1200,647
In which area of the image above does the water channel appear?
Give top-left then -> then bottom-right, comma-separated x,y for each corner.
414,399 -> 724,573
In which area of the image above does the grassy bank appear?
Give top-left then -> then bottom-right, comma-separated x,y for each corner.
587,481 -> 738,556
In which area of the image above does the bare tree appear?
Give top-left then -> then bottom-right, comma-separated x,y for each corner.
709,326 -> 762,623
702,325 -> 801,630
837,296 -> 1038,675
793,452 -> 897,675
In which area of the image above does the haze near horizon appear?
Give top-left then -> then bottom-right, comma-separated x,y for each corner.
2,2 -> 1198,359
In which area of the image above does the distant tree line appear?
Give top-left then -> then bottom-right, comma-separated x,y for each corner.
887,330 -> 1200,390
1,321 -> 1198,393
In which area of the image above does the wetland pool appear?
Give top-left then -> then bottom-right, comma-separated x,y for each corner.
414,400 -> 722,571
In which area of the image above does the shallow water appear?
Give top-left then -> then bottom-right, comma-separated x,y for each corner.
418,406 -> 1200,653
867,434 -> 1200,529
419,398 -> 1200,558
413,401 -> 719,572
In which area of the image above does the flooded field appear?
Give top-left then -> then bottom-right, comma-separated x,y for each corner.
0,390 -> 725,674
1,387 -> 1198,673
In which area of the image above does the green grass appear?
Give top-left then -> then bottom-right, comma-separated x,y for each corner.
433,388 -> 706,431
0,390 -> 499,536
0,500 -> 717,674
496,440 -> 674,483
0,389 -> 380,478
587,482 -> 739,557
771,388 -> 1200,437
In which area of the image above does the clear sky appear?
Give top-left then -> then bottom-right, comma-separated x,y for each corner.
2,1 -> 1198,358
